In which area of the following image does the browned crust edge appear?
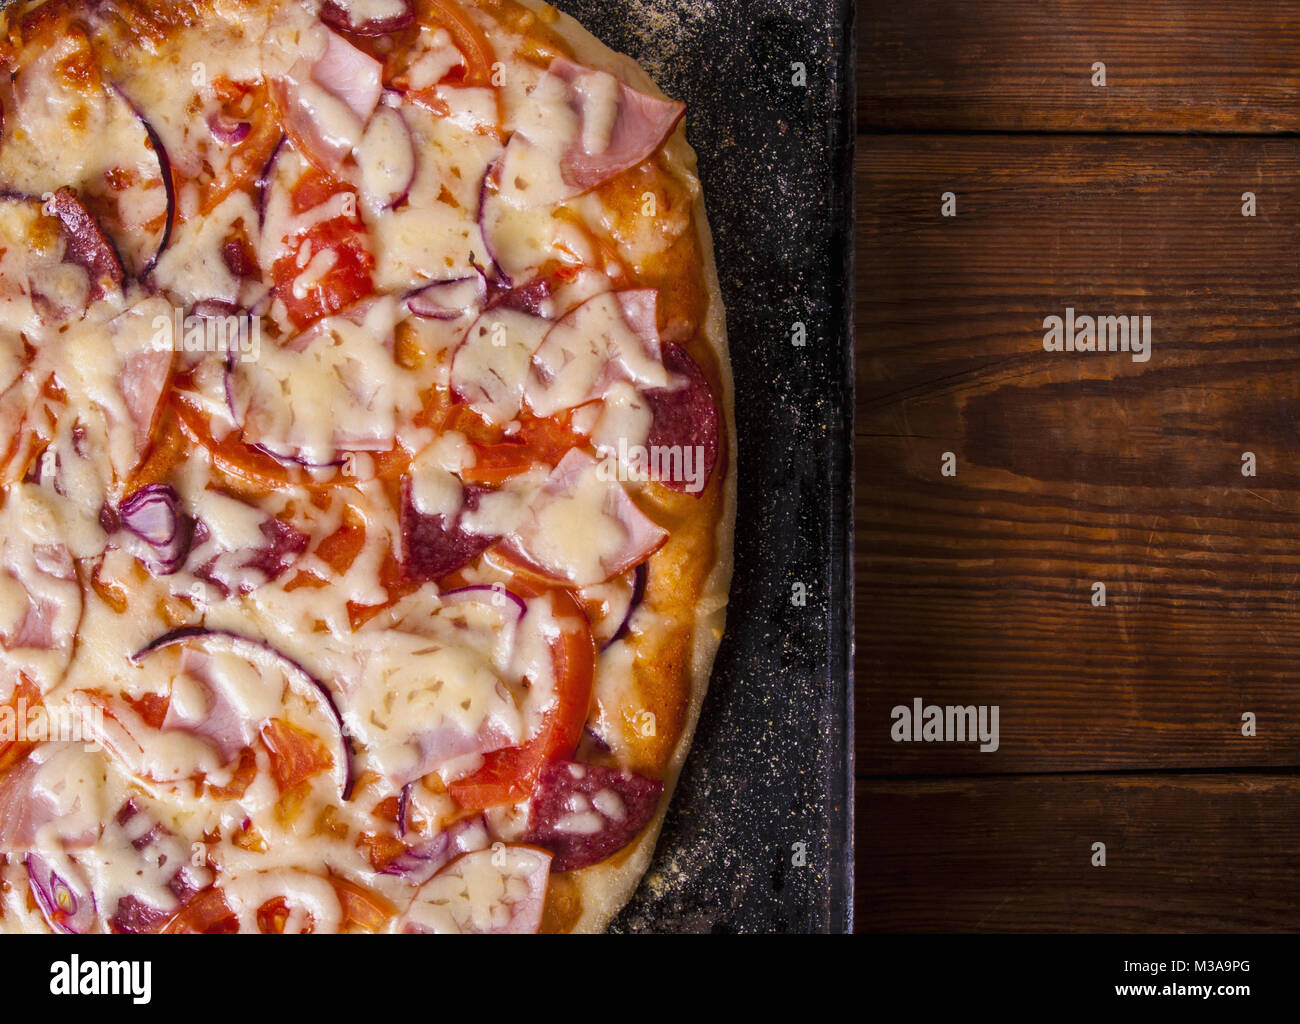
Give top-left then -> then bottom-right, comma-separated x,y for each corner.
510,0 -> 737,934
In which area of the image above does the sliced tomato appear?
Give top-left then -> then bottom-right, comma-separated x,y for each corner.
123,692 -> 170,730
347,545 -> 419,629
357,828 -> 408,872
417,0 -> 496,87
0,374 -> 62,487
0,675 -> 40,777
192,77 -> 282,219
172,391 -> 302,491
165,879 -> 389,934
172,390 -> 412,495
459,442 -> 539,486
161,886 -> 240,934
332,876 -> 395,932
207,746 -> 258,801
126,407 -> 188,491
447,404 -> 583,486
449,588 -> 595,811
260,717 -> 333,793
313,515 -> 367,576
270,168 -> 375,329
254,896 -> 290,934
388,0 -> 501,125
285,512 -> 367,591
439,400 -> 504,445
90,561 -> 130,614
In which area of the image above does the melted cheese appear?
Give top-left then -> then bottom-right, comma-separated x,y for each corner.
409,431 -> 473,519
399,846 -> 548,934
591,381 -> 654,460
452,309 -> 551,423
232,298 -> 410,462
525,466 -> 630,584
337,0 -> 409,26
155,192 -> 260,306
366,102 -> 499,292
526,293 -> 671,417
345,627 -> 523,783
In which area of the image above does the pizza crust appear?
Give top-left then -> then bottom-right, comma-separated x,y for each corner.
509,0 -> 737,933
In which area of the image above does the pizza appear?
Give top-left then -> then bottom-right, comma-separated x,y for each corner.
0,0 -> 733,933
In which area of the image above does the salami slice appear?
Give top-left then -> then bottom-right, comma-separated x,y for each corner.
525,759 -> 663,872
320,0 -> 415,37
489,276 -> 552,318
644,342 -> 721,495
46,188 -> 125,298
244,518 -> 311,579
191,515 -> 309,597
400,479 -> 496,582
0,194 -> 97,327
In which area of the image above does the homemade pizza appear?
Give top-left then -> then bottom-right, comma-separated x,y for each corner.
0,0 -> 733,933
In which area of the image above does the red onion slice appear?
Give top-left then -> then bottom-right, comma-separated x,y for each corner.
120,485 -> 180,547
383,814 -> 489,884
436,585 -> 528,663
118,484 -> 193,576
406,275 -> 486,321
355,103 -> 416,211
208,113 -> 252,146
439,584 -> 527,622
25,853 -> 97,934
604,562 -> 647,650
110,84 -> 176,278
133,110 -> 175,277
320,0 -> 415,37
398,782 -> 412,836
191,298 -> 243,320
250,442 -> 347,471
476,156 -> 511,288
256,134 -> 287,228
132,627 -> 355,800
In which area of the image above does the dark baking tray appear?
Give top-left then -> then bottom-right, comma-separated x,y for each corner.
547,0 -> 857,933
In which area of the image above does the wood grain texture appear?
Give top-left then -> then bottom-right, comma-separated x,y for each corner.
858,773 -> 1300,932
858,0 -> 1300,132
855,136 -> 1300,775
850,3 -> 1300,934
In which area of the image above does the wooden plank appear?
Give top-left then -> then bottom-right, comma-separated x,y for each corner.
859,0 -> 1300,132
855,136 -> 1300,774
858,772 -> 1300,932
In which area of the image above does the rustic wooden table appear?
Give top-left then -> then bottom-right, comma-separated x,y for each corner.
855,0 -> 1300,931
